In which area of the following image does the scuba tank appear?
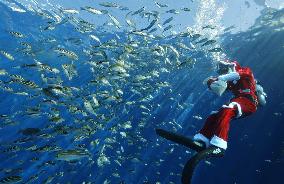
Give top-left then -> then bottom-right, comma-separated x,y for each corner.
255,81 -> 267,106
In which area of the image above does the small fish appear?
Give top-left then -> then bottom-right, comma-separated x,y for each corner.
155,2 -> 168,8
108,14 -> 121,28
10,74 -> 25,81
202,25 -> 216,30
0,50 -> 14,61
81,6 -> 104,15
9,31 -> 24,38
41,37 -> 56,43
61,9 -> 79,14
21,61 -> 59,74
126,19 -> 136,28
49,114 -> 64,123
99,2 -> 120,8
223,25 -> 235,32
2,145 -> 21,153
181,7 -> 191,12
208,48 -> 223,52
132,7 -> 145,16
195,38 -> 208,44
163,25 -> 173,32
36,61 -> 60,73
13,137 -> 33,144
54,48 -> 78,60
20,80 -> 38,89
62,64 -> 78,80
166,9 -> 179,14
201,40 -> 216,47
34,145 -> 61,152
178,32 -> 191,37
190,33 -> 202,41
140,19 -> 157,31
97,153 -> 110,167
20,42 -> 32,49
148,28 -> 157,33
119,6 -> 129,11
84,100 -> 97,115
0,176 -> 22,183
56,149 -> 90,161
163,17 -> 173,25
1,86 -> 13,92
0,69 -> 7,75
167,45 -> 180,57
176,42 -> 190,50
89,35 -> 101,43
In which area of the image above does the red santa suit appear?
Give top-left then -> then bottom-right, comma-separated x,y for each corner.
194,61 -> 258,150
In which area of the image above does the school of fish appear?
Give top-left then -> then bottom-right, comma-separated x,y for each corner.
0,0 -> 229,183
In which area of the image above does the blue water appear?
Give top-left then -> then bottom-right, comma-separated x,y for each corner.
0,1 -> 283,184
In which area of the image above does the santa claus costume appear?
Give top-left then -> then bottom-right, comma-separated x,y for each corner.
193,61 -> 260,150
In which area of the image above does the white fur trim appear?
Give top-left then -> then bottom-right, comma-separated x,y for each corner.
222,102 -> 242,118
210,135 -> 227,150
219,60 -> 235,66
193,133 -> 209,147
218,72 -> 240,81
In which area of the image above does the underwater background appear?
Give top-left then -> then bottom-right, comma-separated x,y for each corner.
0,0 -> 283,183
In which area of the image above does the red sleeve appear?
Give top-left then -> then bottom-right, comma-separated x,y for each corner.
236,67 -> 251,78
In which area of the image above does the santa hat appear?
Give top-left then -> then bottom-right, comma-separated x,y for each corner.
218,60 -> 240,72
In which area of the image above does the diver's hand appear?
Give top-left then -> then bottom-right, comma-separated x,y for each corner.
207,77 -> 218,89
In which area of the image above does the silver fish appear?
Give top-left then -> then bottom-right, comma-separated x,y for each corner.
208,48 -> 223,52
10,74 -> 25,81
201,40 -> 216,47
61,9 -> 79,14
9,31 -> 24,38
119,6 -> 129,11
181,7 -> 191,12
20,42 -> 32,49
99,2 -> 120,8
190,33 -> 202,41
81,6 -> 104,15
0,176 -> 22,183
62,64 -> 78,80
56,149 -> 90,161
20,80 -> 38,89
108,14 -> 121,28
2,145 -> 21,153
132,7 -> 145,16
166,9 -> 179,14
126,19 -> 136,28
155,2 -> 168,8
140,19 -> 157,31
202,25 -> 216,30
89,35 -> 101,43
0,69 -> 7,75
163,17 -> 173,25
195,38 -> 208,44
0,50 -> 14,61
54,48 -> 78,60
163,25 -> 173,32
148,28 -> 157,33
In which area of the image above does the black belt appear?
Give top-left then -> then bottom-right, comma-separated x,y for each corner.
238,94 -> 258,106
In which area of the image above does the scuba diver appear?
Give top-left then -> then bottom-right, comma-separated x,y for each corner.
156,60 -> 267,184
193,60 -> 267,152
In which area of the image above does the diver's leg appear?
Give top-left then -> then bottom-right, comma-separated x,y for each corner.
209,106 -> 237,150
193,112 -> 219,147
